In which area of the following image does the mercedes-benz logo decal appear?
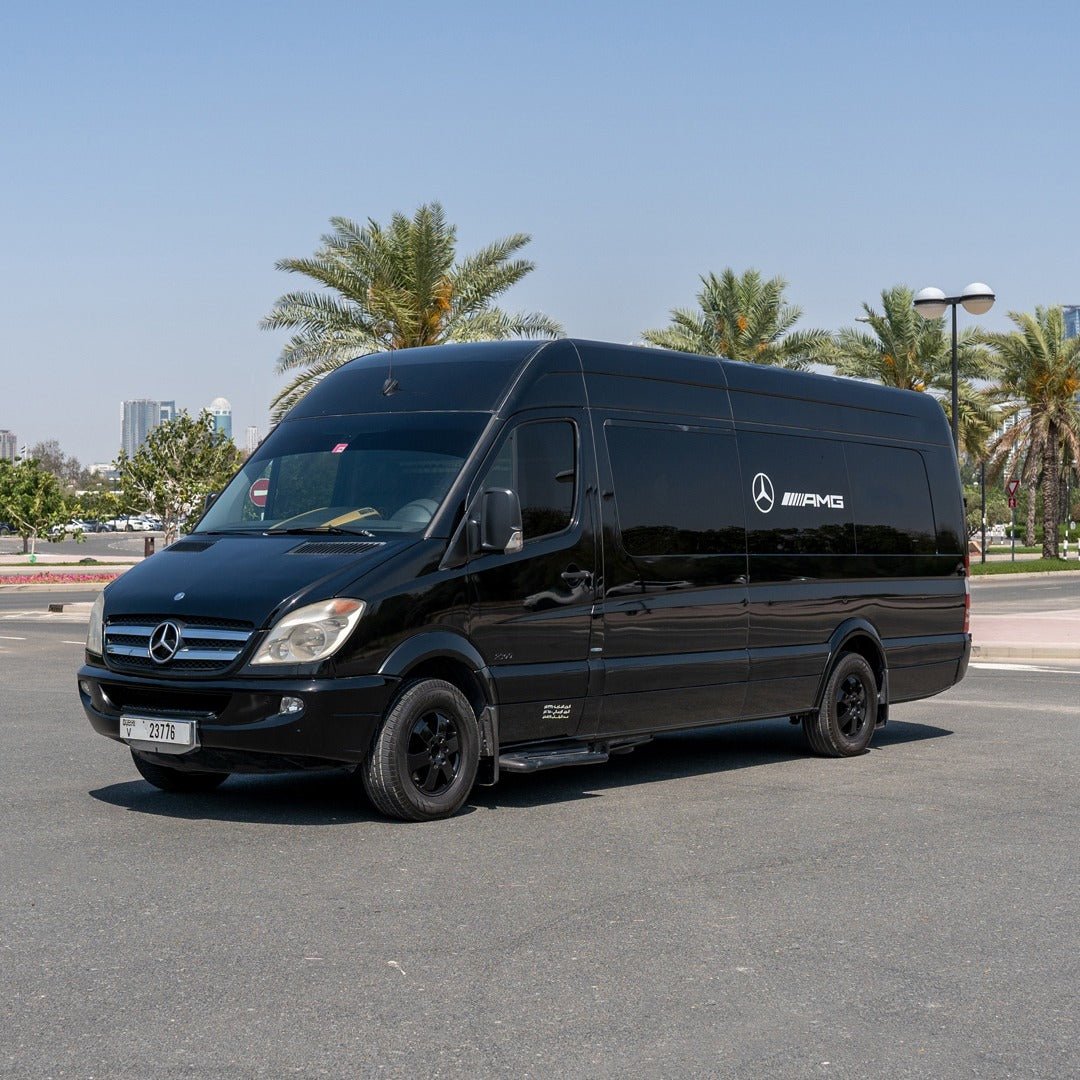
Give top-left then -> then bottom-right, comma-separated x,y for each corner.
752,472 -> 775,514
148,621 -> 183,664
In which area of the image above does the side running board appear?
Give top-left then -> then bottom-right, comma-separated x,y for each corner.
498,736 -> 652,774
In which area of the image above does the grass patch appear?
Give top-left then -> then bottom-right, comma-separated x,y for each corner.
971,558 -> 1080,576
987,545 -> 1041,554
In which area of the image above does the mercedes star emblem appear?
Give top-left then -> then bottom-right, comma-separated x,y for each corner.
148,621 -> 183,664
752,472 -> 775,514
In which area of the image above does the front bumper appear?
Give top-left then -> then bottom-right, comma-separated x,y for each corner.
78,661 -> 398,773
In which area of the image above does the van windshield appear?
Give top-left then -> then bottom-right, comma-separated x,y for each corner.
194,413 -> 487,535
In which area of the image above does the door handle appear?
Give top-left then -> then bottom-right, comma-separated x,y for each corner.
561,569 -> 593,585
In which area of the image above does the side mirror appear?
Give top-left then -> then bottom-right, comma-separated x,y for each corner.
476,488 -> 523,554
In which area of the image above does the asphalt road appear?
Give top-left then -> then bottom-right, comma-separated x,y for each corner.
970,572 -> 1080,613
0,532 -> 153,560
0,609 -> 1077,1078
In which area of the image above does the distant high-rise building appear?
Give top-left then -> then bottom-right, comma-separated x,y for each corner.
121,399 -> 176,458
245,425 -> 260,453
1064,305 -> 1080,340
0,430 -> 16,463
208,397 -> 232,441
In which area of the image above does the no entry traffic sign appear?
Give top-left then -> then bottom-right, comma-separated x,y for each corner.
249,478 -> 270,508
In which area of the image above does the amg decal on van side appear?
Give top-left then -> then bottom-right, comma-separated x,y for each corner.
781,492 -> 845,509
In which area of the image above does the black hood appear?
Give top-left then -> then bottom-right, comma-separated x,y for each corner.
101,534 -> 421,629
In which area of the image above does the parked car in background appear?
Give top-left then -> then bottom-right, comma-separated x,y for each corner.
0,521 -> 12,536
49,519 -> 87,537
106,515 -> 151,531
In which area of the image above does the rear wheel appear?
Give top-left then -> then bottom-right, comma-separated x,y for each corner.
131,750 -> 229,793
803,652 -> 878,757
361,678 -> 479,821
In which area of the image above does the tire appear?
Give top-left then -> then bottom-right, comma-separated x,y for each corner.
131,749 -> 229,793
803,652 -> 878,757
361,678 -> 480,821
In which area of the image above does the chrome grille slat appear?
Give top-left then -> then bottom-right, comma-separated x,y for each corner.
104,615 -> 255,676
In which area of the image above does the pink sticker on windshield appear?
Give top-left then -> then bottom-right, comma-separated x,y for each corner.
331,443 -> 348,454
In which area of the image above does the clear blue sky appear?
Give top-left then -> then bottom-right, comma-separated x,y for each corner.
2,0 -> 1075,464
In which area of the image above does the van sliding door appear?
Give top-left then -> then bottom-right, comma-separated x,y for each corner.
593,419 -> 749,734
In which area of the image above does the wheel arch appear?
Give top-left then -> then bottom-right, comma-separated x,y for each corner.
376,631 -> 496,716
813,619 -> 889,724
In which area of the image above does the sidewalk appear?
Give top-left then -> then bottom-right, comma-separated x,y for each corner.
0,551 -> 138,588
969,573 -> 1080,660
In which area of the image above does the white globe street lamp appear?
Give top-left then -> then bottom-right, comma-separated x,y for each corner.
913,282 -> 996,452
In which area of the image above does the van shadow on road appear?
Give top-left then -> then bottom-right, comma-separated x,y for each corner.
88,717 -> 951,825
475,716 -> 954,810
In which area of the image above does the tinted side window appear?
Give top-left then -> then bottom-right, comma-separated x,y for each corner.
604,423 -> 744,556
845,444 -> 936,554
738,431 -> 854,555
481,421 -> 576,541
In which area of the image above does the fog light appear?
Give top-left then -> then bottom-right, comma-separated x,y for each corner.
280,696 -> 304,715
79,680 -> 92,696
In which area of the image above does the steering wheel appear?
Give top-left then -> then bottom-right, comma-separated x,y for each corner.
391,499 -> 440,525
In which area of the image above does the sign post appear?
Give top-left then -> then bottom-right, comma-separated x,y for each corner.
1006,478 -> 1020,562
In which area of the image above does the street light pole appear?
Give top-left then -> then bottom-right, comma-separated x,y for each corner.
913,283 -> 996,454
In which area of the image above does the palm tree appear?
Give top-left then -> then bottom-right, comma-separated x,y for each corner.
262,203 -> 563,421
982,306 -> 1080,559
833,285 -> 997,459
642,268 -> 832,369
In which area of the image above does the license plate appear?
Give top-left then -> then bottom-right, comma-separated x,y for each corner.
120,715 -> 196,747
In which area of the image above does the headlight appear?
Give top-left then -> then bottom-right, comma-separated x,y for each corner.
86,593 -> 105,656
251,598 -> 366,665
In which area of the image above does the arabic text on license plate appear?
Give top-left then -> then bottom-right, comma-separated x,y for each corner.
120,715 -> 196,747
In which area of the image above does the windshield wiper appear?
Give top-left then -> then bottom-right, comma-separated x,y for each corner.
266,525 -> 378,538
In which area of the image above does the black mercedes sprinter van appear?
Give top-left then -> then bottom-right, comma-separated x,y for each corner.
78,340 -> 969,820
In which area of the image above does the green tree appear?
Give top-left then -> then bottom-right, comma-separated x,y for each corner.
0,459 -> 69,554
262,202 -> 563,422
982,306 -> 1080,559
641,268 -> 832,368
116,411 -> 242,545
833,285 -> 998,459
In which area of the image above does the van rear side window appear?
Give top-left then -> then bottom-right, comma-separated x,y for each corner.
845,443 -> 936,554
604,422 -> 744,556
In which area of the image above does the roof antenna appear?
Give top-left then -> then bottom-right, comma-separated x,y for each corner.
382,351 -> 399,396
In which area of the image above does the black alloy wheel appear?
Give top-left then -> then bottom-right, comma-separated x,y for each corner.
361,678 -> 480,821
835,672 -> 869,740
407,709 -> 462,796
802,652 -> 878,757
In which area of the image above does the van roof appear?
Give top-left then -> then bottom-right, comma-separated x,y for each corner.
285,339 -> 951,446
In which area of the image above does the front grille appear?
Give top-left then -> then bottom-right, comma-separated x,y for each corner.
104,615 -> 255,677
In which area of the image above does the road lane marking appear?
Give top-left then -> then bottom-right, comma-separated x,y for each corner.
0,634 -> 27,640
62,640 -> 86,645
970,662 -> 1080,674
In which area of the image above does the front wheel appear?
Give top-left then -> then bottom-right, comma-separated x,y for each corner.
803,653 -> 878,757
131,750 -> 229,792
361,678 -> 480,821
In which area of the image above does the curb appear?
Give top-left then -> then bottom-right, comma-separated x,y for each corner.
0,583 -> 110,593
971,643 -> 1080,661
970,569 -> 1080,583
